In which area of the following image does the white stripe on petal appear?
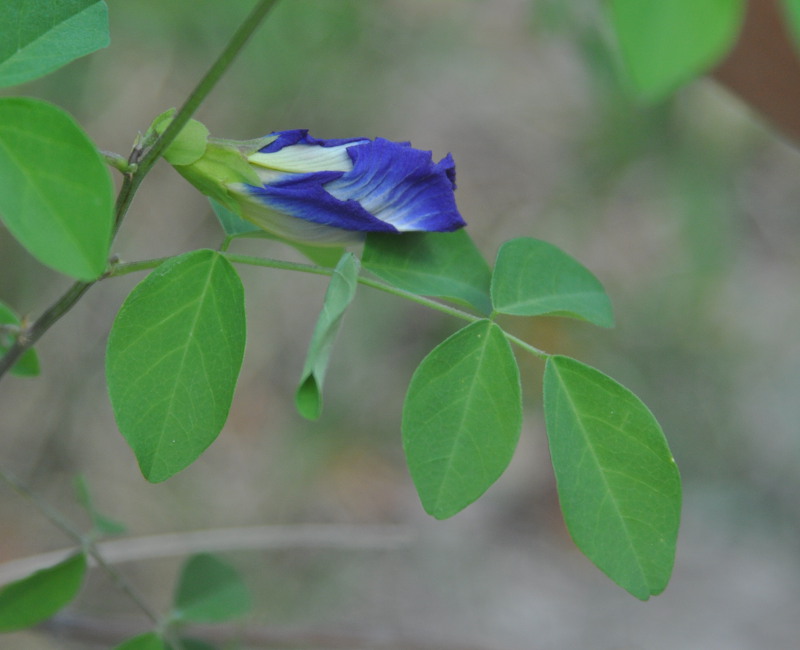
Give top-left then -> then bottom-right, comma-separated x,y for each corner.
248,142 -> 363,173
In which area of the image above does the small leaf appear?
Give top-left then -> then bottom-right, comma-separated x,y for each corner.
113,633 -> 166,650
295,253 -> 360,420
782,0 -> 800,47
491,238 -> 614,327
609,0 -> 745,101
0,552 -> 86,631
106,250 -> 246,483
74,475 -> 126,536
0,300 -> 39,377
210,199 -> 345,266
403,320 -> 522,519
543,355 -> 681,599
172,554 -> 251,623
0,0 -> 110,87
363,230 -> 492,314
0,98 -> 114,279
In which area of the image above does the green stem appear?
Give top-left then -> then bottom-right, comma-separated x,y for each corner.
136,0 -> 281,177
503,332 -> 549,360
109,252 -> 488,327
0,280 -> 94,379
222,253 -> 485,322
0,469 -> 161,626
0,0 -> 281,385
221,254 -> 549,357
60,250 -> 549,366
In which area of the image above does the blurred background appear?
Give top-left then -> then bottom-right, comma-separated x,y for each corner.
3,0 -> 800,648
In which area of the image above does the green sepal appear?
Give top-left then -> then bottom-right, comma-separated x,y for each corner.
173,142 -> 262,212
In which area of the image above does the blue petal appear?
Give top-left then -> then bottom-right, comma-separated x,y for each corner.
327,139 -> 464,232
245,170 -> 398,233
234,131 -> 466,242
259,129 -> 368,153
233,184 -> 366,244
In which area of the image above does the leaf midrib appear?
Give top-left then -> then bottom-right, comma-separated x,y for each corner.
147,256 -> 221,474
550,360 -> 649,589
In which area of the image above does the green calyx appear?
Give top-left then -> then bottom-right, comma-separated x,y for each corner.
172,142 -> 262,212
147,110 -> 270,214
148,108 -> 209,166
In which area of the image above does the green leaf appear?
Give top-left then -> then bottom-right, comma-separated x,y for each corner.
210,198 -> 345,267
211,197 -> 262,237
114,633 -> 166,650
0,98 -> 113,280
172,554 -> 251,623
363,230 -> 492,315
403,320 -> 522,519
782,0 -> 800,46
106,250 -> 246,483
491,238 -> 614,327
0,552 -> 86,631
0,300 -> 40,376
543,356 -> 681,599
609,0 -> 745,101
74,475 -> 126,536
0,0 -> 110,87
295,252 -> 359,420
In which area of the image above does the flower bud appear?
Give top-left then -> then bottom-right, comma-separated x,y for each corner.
156,115 -> 466,244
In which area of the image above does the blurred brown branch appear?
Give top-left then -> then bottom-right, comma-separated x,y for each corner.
713,0 -> 800,143
0,525 -> 414,586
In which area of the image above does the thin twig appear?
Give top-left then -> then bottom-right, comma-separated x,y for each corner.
44,612 -> 513,650
0,279 -> 94,379
137,0 -> 281,176
0,0 -> 281,385
0,524 -> 414,586
0,469 -> 161,624
0,0 -> 288,629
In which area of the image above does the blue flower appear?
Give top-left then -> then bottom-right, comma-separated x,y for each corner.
235,130 -> 466,244
160,119 -> 466,245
